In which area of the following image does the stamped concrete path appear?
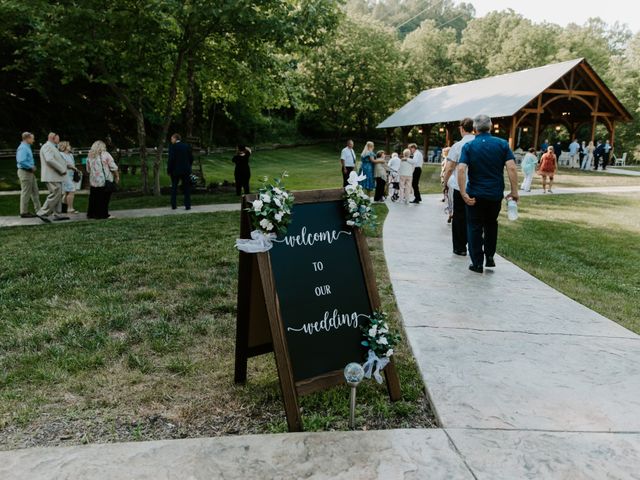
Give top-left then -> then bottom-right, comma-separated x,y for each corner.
383,192 -> 640,478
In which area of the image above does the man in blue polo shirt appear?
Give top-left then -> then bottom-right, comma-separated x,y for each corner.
457,115 -> 519,273
16,131 -> 41,218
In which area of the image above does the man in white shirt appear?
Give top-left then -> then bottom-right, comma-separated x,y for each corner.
340,139 -> 356,187
408,143 -> 424,204
442,118 -> 475,256
568,138 -> 580,168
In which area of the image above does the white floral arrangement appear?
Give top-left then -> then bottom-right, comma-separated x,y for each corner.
360,311 -> 401,383
235,174 -> 294,253
344,171 -> 376,229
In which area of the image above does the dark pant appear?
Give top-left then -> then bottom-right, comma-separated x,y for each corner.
452,189 -> 468,253
87,186 -> 113,219
171,174 -> 191,209
235,170 -> 250,195
412,167 -> 422,202
342,166 -> 354,187
466,198 -> 502,268
374,177 -> 386,201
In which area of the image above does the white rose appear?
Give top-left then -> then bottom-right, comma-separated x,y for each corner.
378,336 -> 388,345
252,199 -> 264,212
368,326 -> 377,337
274,197 -> 282,208
261,193 -> 271,203
274,212 -> 283,222
274,187 -> 282,195
385,348 -> 394,357
260,218 -> 274,231
282,191 -> 289,199
379,326 -> 388,334
353,212 -> 359,217
346,220 -> 355,226
345,185 -> 356,194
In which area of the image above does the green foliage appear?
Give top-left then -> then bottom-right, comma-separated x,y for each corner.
299,18 -> 406,137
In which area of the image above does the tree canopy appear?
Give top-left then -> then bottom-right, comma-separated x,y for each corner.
1,0 -> 638,183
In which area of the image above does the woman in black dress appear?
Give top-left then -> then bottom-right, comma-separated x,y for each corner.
232,145 -> 251,195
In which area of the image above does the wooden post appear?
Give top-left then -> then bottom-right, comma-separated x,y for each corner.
401,126 -> 410,147
533,95 -> 542,150
609,120 -> 616,165
422,125 -> 432,161
591,96 -> 600,142
509,116 -> 517,149
385,128 -> 392,153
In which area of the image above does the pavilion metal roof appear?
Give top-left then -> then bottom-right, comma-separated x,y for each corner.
377,58 -> 586,129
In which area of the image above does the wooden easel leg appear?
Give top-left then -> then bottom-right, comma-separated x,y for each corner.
234,250 -> 252,384
256,253 -> 303,432
384,357 -> 402,402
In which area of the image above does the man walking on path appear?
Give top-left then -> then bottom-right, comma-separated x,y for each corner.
340,140 -> 356,187
457,115 -> 519,273
569,138 -> 580,168
603,140 -> 612,169
168,133 -> 194,210
442,118 -> 475,256
36,132 -> 69,222
16,132 -> 41,218
409,143 -> 424,204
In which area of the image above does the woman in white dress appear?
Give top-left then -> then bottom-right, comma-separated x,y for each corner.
59,141 -> 80,213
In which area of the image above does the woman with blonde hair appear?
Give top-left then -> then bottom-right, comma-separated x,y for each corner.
538,145 -> 557,193
359,141 -> 376,194
86,140 -> 119,219
59,141 -> 80,213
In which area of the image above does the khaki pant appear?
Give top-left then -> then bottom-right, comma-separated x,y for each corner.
37,182 -> 63,216
399,175 -> 413,202
17,169 -> 41,214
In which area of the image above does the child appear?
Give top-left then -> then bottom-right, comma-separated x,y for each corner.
398,148 -> 415,204
387,152 -> 401,202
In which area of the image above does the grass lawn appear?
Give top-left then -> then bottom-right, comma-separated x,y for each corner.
0,204 -> 435,450
2,144 -> 638,216
498,192 -> 640,334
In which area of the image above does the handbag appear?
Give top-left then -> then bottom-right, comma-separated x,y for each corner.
98,154 -> 117,193
73,170 -> 81,183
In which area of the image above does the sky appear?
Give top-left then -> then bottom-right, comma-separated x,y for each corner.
468,0 -> 640,33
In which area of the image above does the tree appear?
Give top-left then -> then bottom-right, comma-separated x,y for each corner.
402,19 -> 458,96
299,18 -> 406,138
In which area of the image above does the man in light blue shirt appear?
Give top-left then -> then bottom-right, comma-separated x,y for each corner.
16,131 -> 41,218
568,138 -> 580,168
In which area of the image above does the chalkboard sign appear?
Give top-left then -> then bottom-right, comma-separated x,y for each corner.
269,200 -> 372,381
234,189 -> 401,431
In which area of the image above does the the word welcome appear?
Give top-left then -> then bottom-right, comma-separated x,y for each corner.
274,227 -> 351,249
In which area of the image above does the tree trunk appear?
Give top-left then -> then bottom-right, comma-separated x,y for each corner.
185,53 -> 196,138
135,106 -> 149,195
153,48 -> 187,196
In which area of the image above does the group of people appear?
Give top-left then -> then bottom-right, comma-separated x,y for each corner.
15,131 -> 119,222
340,140 -> 424,204
540,137 -> 612,171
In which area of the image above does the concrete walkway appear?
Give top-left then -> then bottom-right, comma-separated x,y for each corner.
0,203 -> 240,228
604,167 -> 640,176
383,194 -> 640,478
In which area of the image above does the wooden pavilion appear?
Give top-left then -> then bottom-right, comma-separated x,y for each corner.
378,58 -> 632,154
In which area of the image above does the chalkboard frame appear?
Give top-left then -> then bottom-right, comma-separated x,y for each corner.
234,188 -> 401,432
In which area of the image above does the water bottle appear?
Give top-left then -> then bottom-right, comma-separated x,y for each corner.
507,199 -> 518,221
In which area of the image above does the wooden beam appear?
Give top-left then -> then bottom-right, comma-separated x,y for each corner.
544,88 -> 598,96
579,63 -> 631,120
523,108 -> 544,114
591,112 -> 615,117
508,116 -> 517,149
533,95 -> 542,149
590,96 -> 599,142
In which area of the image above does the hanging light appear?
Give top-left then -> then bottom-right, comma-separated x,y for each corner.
523,127 -> 529,132
439,127 -> 445,133
555,125 -> 562,131
418,127 -> 423,134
